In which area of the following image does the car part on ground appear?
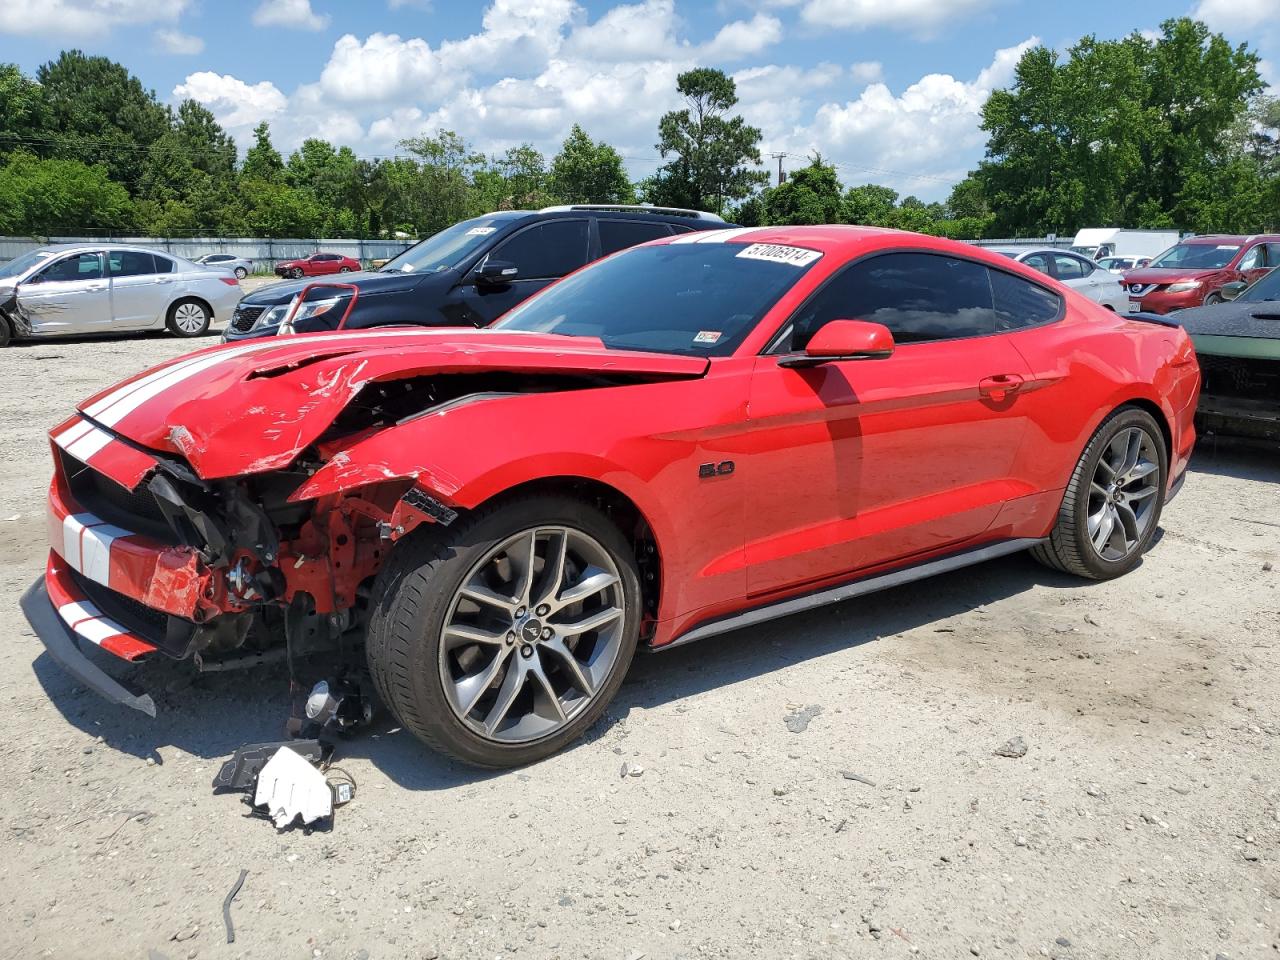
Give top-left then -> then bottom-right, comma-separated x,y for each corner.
0,243 -> 240,346
21,225 -> 1200,767
225,206 -> 731,342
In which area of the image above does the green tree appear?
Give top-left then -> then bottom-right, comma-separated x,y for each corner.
762,155 -> 843,224
0,63 -> 48,159
548,125 -> 634,204
138,101 -> 239,233
242,121 -> 286,183
287,139 -> 363,234
472,144 -> 555,212
397,130 -> 484,235
0,152 -> 133,234
35,50 -> 169,186
646,67 -> 768,215
842,184 -> 899,225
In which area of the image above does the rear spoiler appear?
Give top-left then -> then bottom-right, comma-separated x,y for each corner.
1128,311 -> 1182,329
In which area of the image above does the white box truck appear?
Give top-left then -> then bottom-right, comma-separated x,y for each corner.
1071,228 -> 1180,261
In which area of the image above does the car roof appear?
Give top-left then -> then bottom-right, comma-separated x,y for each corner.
1181,234 -> 1280,245
486,206 -> 732,228
37,242 -> 180,257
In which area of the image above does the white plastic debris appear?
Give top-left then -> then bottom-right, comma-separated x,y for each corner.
253,746 -> 333,829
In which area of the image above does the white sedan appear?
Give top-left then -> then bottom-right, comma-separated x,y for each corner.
0,244 -> 242,348
988,247 -> 1130,312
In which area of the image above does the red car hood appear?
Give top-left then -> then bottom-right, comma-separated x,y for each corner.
76,329 -> 708,479
1123,266 -> 1219,285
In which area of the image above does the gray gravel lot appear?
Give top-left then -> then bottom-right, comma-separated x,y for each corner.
0,331 -> 1277,960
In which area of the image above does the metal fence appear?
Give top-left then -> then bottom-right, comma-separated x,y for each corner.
0,236 -> 415,271
965,236 -> 1074,249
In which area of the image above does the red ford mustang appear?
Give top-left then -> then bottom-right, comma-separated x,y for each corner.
22,227 -> 1200,767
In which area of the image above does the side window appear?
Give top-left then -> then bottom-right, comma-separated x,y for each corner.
490,220 -> 590,279
1021,253 -> 1051,276
1052,254 -> 1088,280
788,252 -> 999,349
598,219 -> 672,256
152,255 -> 175,275
38,253 -> 102,283
990,269 -> 1063,331
1238,245 -> 1265,270
107,250 -> 156,277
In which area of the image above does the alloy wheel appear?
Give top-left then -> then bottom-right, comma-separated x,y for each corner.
1086,426 -> 1160,562
172,302 -> 207,334
439,525 -> 626,744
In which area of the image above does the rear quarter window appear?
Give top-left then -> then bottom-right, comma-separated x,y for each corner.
990,269 -> 1062,329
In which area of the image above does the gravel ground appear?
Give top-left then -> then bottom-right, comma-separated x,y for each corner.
0,330 -> 1277,960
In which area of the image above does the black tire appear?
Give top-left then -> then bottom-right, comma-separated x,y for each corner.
1031,407 -> 1168,580
1203,292 -> 1222,306
292,268 -> 304,280
338,266 -> 353,273
165,299 -> 211,338
0,313 -> 11,348
365,493 -> 642,767
234,267 -> 248,279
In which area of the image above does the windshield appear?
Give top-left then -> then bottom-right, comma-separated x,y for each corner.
1240,267 -> 1280,303
1071,246 -> 1098,257
1149,242 -> 1239,270
379,217 -> 511,274
493,242 -> 822,356
0,249 -> 55,280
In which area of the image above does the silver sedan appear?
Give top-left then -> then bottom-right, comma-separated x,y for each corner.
194,253 -> 254,279
0,244 -> 242,347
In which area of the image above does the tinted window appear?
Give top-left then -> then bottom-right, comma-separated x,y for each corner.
39,253 -> 102,282
493,220 -> 590,279
789,252 -> 999,348
990,269 -> 1062,329
107,250 -> 156,277
153,256 -> 174,274
207,254 -> 231,263
1238,245 -> 1265,270
495,242 -> 819,356
1240,267 -> 1280,302
598,219 -> 671,256
381,216 -> 514,275
1053,254 -> 1091,280
1149,242 -> 1239,269
1021,253 -> 1051,276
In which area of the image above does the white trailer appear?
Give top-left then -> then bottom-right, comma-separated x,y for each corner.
1071,228 -> 1180,261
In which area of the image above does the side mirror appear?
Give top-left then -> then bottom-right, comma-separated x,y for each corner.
475,259 -> 519,285
1220,280 -> 1246,302
778,319 -> 895,368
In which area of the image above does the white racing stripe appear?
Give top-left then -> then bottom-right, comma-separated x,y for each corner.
57,600 -> 102,627
52,419 -> 95,446
60,513 -> 96,571
80,523 -> 133,585
85,327 -> 457,427
64,425 -> 113,461
670,227 -> 764,245
56,601 -> 130,646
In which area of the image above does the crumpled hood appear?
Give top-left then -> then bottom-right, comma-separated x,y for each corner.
77,328 -> 709,478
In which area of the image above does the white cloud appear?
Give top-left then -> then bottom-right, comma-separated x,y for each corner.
320,33 -> 443,104
1193,0 -> 1277,33
850,61 -> 883,84
773,37 -> 1039,194
252,0 -> 330,31
174,72 -> 289,129
0,0 -> 187,36
702,13 -> 783,60
563,0 -> 781,63
154,28 -> 205,55
799,0 -> 994,34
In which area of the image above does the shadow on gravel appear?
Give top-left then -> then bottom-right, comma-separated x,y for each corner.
1188,436 -> 1280,485
27,549 -> 1102,792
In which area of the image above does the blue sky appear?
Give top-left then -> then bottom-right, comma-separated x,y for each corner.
0,0 -> 1276,201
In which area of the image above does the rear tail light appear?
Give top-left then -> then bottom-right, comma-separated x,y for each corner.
220,278 -> 240,286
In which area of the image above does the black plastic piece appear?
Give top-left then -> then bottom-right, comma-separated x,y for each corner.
211,738 -> 327,792
401,487 -> 458,526
20,578 -> 157,717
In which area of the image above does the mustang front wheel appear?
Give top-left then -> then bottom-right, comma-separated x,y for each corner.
1032,407 -> 1167,580
366,495 -> 641,767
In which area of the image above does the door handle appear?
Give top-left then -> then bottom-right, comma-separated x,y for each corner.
979,373 -> 1025,400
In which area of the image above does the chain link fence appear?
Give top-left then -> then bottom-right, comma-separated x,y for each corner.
0,236 -> 415,271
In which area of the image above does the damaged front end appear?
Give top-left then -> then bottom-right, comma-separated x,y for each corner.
23,329 -> 705,716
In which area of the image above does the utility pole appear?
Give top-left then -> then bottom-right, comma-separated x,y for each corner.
770,152 -> 786,186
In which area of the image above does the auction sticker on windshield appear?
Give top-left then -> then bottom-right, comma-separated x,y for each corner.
466,227 -> 497,236
735,243 -> 822,267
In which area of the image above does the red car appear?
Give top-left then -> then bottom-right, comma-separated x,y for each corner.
1123,234 -> 1280,314
273,252 -> 362,279
22,227 -> 1200,767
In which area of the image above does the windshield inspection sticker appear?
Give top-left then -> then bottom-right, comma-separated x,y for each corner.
693,330 -> 723,345
466,226 -> 497,236
735,243 -> 822,267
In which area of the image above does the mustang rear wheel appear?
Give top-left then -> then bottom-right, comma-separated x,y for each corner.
1032,407 -> 1167,580
366,495 -> 641,767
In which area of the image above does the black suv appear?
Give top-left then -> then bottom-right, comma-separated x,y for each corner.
223,205 -> 730,340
